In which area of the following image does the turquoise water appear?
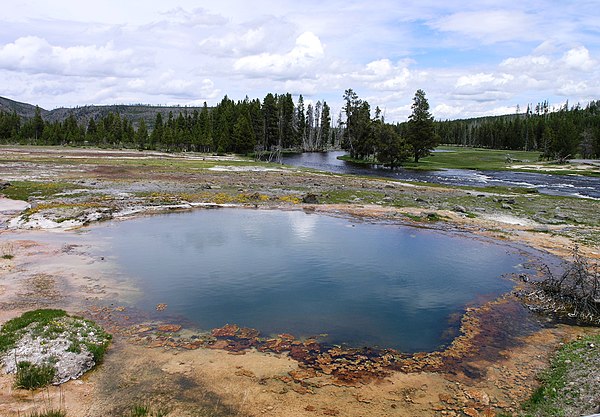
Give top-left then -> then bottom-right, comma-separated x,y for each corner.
90,209 -> 530,352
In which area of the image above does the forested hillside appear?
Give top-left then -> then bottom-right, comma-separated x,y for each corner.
436,101 -> 600,159
0,96 -> 205,125
0,94 -> 337,154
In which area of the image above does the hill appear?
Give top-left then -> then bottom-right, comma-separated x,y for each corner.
0,96 -> 206,128
0,96 -> 49,119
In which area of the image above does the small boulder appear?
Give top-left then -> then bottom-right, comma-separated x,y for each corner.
302,193 -> 319,204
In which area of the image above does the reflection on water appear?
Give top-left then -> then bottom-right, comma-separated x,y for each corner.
89,209 -> 532,352
282,151 -> 600,199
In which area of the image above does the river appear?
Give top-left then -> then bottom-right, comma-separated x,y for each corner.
282,151 -> 600,199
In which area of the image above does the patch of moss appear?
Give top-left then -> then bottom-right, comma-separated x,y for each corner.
0,309 -> 67,353
1,181 -> 81,201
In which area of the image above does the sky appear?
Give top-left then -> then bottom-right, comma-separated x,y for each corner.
1,0 -> 599,122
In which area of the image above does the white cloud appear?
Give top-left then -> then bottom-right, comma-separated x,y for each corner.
434,103 -> 464,119
429,10 -> 539,44
0,1 -> 598,120
558,81 -> 589,96
233,32 -> 324,78
197,16 -> 295,58
124,71 -> 220,101
561,46 -> 595,71
160,7 -> 227,27
365,59 -> 393,76
454,73 -> 514,95
500,55 -> 552,71
0,36 -> 147,77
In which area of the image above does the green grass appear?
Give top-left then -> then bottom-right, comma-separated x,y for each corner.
14,361 -> 56,390
126,404 -> 168,417
406,146 -> 543,171
26,410 -> 66,417
340,146 -> 599,175
319,189 -> 386,204
520,333 -> 600,417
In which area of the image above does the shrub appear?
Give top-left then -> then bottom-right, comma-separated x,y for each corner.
538,246 -> 600,324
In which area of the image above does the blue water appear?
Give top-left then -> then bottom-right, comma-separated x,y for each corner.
282,151 -> 600,199
90,209 -> 531,352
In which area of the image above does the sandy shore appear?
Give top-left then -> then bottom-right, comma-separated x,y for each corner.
0,147 -> 598,416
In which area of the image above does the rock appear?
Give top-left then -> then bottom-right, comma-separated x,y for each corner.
501,203 -> 513,210
439,393 -> 457,404
532,214 -> 562,225
211,324 -> 240,337
235,368 -> 256,378
453,205 -> 467,213
289,368 -> 317,381
302,193 -> 319,204
0,181 -> 10,190
157,324 -> 182,333
207,340 -> 229,350
237,327 -> 260,339
463,407 -> 480,417
465,389 -> 490,406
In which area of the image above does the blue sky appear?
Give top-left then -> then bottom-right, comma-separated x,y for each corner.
1,0 -> 599,121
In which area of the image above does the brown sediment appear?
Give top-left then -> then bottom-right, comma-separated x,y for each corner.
0,146 -> 599,416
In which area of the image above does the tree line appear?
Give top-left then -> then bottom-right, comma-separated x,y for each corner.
436,100 -> 600,159
0,88 -> 438,166
0,94 -> 338,154
6,90 -> 596,162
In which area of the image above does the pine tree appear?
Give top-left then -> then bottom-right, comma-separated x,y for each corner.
320,101 -> 331,148
86,118 -> 97,145
32,106 -> 44,141
150,113 -> 163,149
263,93 -> 279,150
135,119 -> 148,149
234,115 -> 256,154
296,95 -> 306,149
407,89 -> 437,163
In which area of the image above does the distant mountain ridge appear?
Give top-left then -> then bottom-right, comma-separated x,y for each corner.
0,96 -> 206,127
0,96 -> 49,119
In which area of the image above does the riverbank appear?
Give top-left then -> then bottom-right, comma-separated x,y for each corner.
338,146 -> 600,176
0,146 -> 599,416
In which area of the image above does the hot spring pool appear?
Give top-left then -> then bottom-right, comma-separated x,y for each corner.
88,208 -> 535,352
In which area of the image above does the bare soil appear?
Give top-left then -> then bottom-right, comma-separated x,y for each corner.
0,146 -> 599,417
